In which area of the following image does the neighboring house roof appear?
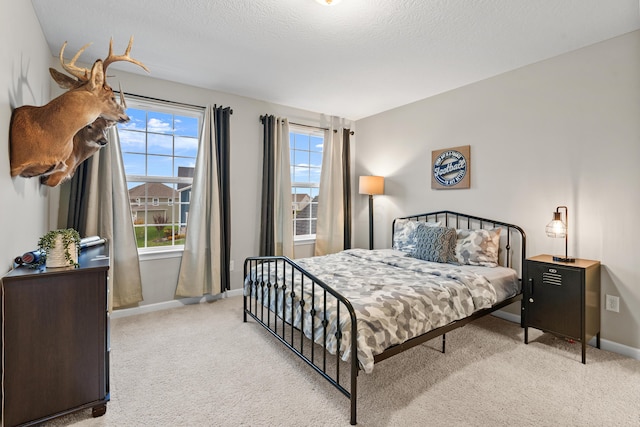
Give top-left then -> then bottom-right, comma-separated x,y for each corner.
293,194 -> 309,202
292,193 -> 311,211
128,182 -> 178,199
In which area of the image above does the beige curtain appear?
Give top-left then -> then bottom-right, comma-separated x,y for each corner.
315,128 -> 345,255
175,106 -> 222,297
68,126 -> 143,310
275,118 -> 294,258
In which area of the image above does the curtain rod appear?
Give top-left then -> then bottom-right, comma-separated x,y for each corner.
291,121 -> 355,135
290,121 -> 329,131
260,115 -> 354,135
121,92 -> 233,114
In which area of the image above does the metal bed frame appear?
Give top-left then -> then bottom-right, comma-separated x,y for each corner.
243,211 -> 526,425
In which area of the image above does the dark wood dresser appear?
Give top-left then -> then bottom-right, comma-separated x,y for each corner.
1,244 -> 110,426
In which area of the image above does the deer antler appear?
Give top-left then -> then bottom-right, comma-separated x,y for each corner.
118,82 -> 127,109
103,36 -> 150,74
59,41 -> 93,81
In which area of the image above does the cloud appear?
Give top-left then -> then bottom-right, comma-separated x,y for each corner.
119,118 -> 145,131
147,118 -> 174,133
119,130 -> 145,151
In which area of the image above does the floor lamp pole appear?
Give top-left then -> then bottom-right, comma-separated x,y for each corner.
368,194 -> 374,250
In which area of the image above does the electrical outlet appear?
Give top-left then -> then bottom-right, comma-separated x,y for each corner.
229,260 -> 235,271
605,294 -> 620,313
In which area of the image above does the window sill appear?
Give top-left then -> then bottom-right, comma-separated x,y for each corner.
138,247 -> 184,262
294,238 -> 316,246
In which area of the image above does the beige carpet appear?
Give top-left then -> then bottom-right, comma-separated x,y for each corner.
46,295 -> 640,427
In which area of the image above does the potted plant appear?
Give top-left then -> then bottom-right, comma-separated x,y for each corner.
37,228 -> 81,268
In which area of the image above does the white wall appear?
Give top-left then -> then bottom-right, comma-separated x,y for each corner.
354,31 -> 640,351
0,1 -> 53,273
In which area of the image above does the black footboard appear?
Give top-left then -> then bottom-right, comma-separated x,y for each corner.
243,256 -> 360,425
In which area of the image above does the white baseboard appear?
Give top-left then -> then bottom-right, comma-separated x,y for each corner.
589,336 -> 640,361
492,309 -> 640,361
111,288 -> 243,319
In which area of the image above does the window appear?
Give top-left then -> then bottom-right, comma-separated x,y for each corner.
117,98 -> 203,250
290,126 -> 324,240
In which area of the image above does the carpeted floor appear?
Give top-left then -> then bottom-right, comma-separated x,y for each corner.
46,295 -> 640,426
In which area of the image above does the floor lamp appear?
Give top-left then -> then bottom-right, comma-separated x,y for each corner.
359,176 -> 384,250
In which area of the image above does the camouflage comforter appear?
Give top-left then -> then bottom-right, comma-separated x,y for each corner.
244,249 -> 499,373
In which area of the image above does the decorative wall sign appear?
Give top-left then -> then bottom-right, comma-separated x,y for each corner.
431,145 -> 471,189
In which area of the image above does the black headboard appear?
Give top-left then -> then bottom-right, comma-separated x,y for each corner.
392,210 -> 527,277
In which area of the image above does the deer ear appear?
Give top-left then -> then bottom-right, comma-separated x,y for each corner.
49,68 -> 83,90
88,60 -> 105,90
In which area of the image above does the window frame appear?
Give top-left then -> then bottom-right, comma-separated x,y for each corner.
289,125 -> 324,242
117,97 -> 204,253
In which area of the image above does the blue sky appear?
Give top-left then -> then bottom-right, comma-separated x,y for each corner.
118,108 -> 199,185
290,132 -> 323,185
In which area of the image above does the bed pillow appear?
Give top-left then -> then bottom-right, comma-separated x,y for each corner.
409,225 -> 457,263
455,228 -> 501,267
393,219 -> 441,253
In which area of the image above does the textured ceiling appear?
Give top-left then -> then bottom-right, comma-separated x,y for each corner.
31,0 -> 639,120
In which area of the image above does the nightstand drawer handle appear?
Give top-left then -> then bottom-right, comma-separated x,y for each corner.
528,277 -> 534,296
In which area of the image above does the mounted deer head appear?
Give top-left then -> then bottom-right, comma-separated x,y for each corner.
40,117 -> 115,187
9,36 -> 148,178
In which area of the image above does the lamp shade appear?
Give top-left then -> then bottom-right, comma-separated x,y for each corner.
315,0 -> 342,5
359,176 -> 384,195
545,211 -> 566,238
